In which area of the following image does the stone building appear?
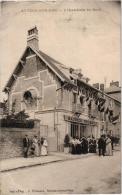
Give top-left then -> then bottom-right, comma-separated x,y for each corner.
105,81 -> 121,102
3,27 -> 121,152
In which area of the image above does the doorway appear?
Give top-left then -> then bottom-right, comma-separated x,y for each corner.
71,123 -> 86,138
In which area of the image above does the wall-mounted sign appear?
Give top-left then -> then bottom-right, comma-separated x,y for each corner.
64,115 -> 97,126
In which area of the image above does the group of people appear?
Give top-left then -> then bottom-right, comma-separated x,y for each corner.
23,134 -> 48,158
98,134 -> 113,156
70,136 -> 96,155
70,134 -> 113,156
23,133 -> 113,158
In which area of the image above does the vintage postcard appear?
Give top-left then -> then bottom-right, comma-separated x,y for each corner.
0,0 -> 121,194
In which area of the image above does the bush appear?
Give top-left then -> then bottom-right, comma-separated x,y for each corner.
0,118 -> 34,128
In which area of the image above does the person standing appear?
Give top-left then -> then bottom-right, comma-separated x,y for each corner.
98,135 -> 106,156
41,138 -> 48,156
23,134 -> 30,158
89,136 -> 97,153
106,135 -> 113,156
32,135 -> 40,157
84,137 -> 88,154
71,137 -> 77,154
89,138 -> 94,153
81,137 -> 85,154
110,135 -> 114,150
75,137 -> 81,154
81,137 -> 88,154
92,137 -> 97,153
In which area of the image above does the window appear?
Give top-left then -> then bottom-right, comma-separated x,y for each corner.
71,123 -> 78,137
71,123 -> 85,138
23,89 -> 38,110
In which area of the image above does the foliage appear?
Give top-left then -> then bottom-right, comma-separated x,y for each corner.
1,110 -> 34,128
6,110 -> 29,121
0,118 -> 34,128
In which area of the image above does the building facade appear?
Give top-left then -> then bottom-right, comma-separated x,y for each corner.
105,81 -> 121,102
3,27 -> 121,152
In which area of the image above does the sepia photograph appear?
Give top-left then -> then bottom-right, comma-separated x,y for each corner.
0,0 -> 121,194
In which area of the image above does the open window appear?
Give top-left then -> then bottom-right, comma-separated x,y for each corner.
23,89 -> 38,110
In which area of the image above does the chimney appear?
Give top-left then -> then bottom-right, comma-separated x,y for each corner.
100,83 -> 104,91
93,83 -> 99,89
86,77 -> 90,83
110,81 -> 119,87
27,26 -> 39,51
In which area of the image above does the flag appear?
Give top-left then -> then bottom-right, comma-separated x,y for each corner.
98,104 -> 101,111
109,110 -> 113,116
108,110 -> 113,122
108,115 -> 113,122
100,100 -> 106,112
80,95 -> 85,104
95,98 -> 99,105
97,100 -> 102,111
86,97 -> 89,102
87,98 -> 93,109
105,107 -> 109,114
99,98 -> 106,105
100,105 -> 105,112
112,115 -> 119,124
97,98 -> 106,112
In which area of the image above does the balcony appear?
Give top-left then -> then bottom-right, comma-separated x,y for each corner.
89,108 -> 98,119
72,103 -> 85,114
72,103 -> 98,119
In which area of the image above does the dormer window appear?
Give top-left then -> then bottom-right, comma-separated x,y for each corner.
69,68 -> 74,74
70,76 -> 77,85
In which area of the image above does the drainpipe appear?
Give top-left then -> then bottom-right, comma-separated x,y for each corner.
54,107 -> 58,151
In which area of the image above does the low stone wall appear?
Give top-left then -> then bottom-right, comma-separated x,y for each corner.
0,126 -> 40,160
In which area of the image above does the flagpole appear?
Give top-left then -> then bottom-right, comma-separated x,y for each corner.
104,76 -> 107,89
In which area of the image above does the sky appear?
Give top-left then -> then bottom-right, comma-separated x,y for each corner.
0,0 -> 121,101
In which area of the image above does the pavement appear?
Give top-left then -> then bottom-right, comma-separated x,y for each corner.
0,152 -> 94,172
1,145 -> 120,173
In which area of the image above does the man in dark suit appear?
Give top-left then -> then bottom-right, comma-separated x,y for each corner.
23,134 -> 30,158
98,135 -> 106,156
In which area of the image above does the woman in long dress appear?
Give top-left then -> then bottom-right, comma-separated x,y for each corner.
32,135 -> 39,157
81,137 -> 88,154
89,137 -> 97,153
41,138 -> 48,156
71,137 -> 77,155
75,137 -> 82,154
106,135 -> 113,156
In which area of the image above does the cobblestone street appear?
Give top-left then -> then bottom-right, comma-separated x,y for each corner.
1,151 -> 121,195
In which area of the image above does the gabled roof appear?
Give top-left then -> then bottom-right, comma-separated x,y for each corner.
3,46 -> 75,92
3,46 -> 121,104
37,49 -> 73,83
38,50 -> 71,80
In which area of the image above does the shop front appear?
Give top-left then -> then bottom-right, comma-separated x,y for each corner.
64,115 -> 98,138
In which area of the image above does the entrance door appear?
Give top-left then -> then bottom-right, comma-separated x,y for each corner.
80,124 -> 86,137
71,123 -> 78,138
70,123 -> 86,138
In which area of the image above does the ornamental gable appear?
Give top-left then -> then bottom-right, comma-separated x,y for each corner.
9,50 -> 61,114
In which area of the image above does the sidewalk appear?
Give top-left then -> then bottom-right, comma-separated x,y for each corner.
1,146 -> 120,173
1,152 -> 94,173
